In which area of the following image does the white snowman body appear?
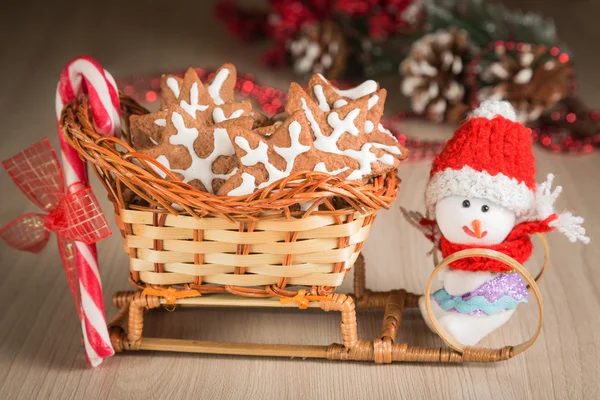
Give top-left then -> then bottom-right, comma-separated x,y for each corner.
411,101 -> 589,346
419,195 -> 519,346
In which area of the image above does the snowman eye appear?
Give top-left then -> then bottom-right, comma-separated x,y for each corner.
462,200 -> 471,208
482,205 -> 490,212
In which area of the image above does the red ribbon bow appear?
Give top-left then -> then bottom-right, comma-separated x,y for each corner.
0,138 -> 111,312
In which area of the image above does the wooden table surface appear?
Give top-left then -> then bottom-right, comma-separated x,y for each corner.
1,1 -> 598,399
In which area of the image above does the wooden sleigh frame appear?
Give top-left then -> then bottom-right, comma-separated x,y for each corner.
107,234 -> 548,364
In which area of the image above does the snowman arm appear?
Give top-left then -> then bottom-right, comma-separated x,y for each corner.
400,207 -> 441,247
535,173 -> 562,220
549,212 -> 590,244
534,174 -> 590,244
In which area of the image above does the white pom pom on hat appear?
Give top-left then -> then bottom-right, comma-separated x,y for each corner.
468,100 -> 517,122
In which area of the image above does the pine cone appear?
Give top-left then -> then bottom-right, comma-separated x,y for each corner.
478,44 -> 572,123
400,28 -> 475,122
288,21 -> 347,79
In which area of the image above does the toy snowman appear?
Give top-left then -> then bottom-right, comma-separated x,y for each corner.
403,100 -> 590,346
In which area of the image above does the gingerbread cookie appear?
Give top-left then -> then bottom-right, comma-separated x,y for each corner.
218,110 -> 359,196
218,110 -> 312,195
160,64 -> 237,108
308,73 -> 389,136
371,121 -> 406,155
159,65 -> 258,123
130,110 -> 168,149
307,74 -> 378,111
142,104 -> 253,193
132,64 -> 257,193
157,65 -> 276,134
160,75 -> 183,109
167,66 -> 247,123
286,83 -> 407,180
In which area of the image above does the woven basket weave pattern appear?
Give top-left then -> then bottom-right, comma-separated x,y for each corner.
118,209 -> 376,296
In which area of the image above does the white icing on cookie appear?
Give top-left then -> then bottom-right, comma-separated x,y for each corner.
344,145 -> 394,179
301,98 -> 325,137
317,73 -> 377,99
314,162 -> 349,175
300,97 -> 396,180
213,107 -> 244,123
313,85 -> 331,112
372,143 -> 401,155
327,109 -> 361,137
227,172 -> 256,196
367,95 -> 379,110
154,119 -> 167,127
180,82 -> 209,118
208,68 -> 230,105
157,111 -> 236,193
153,155 -> 171,178
364,120 -> 374,133
234,120 -> 310,189
314,76 -> 377,115
333,99 -> 348,108
166,77 -> 180,98
378,153 -> 395,165
299,201 -> 317,211
378,123 -> 398,142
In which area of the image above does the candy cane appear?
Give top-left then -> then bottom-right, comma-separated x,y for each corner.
56,56 -> 121,367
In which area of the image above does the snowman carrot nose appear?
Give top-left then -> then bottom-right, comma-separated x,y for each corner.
462,219 -> 487,239
471,219 -> 485,239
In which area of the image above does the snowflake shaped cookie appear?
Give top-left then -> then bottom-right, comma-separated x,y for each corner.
143,105 -> 253,193
286,83 -> 408,180
218,109 -> 360,196
132,64 -> 256,193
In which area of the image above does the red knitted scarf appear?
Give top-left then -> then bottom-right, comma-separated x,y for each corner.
439,214 -> 557,273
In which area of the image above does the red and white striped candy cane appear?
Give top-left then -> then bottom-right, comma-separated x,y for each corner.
56,56 -> 121,367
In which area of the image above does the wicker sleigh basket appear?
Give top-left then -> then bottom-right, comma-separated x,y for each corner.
60,94 -> 399,302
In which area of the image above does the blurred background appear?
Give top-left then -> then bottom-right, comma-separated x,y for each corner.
0,1 -> 598,399
0,0 -> 598,161
1,0 -> 599,141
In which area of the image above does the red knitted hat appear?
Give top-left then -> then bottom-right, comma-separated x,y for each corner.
425,100 -> 536,218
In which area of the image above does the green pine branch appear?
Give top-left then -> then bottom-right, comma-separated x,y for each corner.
422,0 -> 561,48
